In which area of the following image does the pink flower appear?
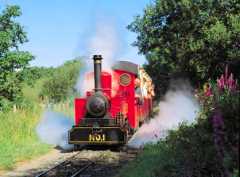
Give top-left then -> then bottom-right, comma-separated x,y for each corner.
227,73 -> 237,91
217,75 -> 225,90
216,65 -> 238,92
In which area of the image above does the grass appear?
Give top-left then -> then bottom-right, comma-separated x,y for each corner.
0,81 -> 76,170
0,105 -> 51,170
0,82 -> 52,170
0,61 -> 81,170
118,143 -> 164,177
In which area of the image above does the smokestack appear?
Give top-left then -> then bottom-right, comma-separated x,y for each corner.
93,55 -> 102,91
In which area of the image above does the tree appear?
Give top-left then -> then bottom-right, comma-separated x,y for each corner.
21,66 -> 55,87
128,0 -> 240,98
0,5 -> 34,109
40,59 -> 82,103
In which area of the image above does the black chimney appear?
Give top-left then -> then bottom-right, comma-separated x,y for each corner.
93,55 -> 102,91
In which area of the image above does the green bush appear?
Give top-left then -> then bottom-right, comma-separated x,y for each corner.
120,68 -> 239,177
40,59 -> 81,103
128,0 -> 240,99
21,66 -> 55,87
197,67 -> 239,176
0,96 -> 12,112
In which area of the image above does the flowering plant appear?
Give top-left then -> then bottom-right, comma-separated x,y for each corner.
217,66 -> 238,92
199,66 -> 239,112
198,66 -> 239,176
149,66 -> 239,177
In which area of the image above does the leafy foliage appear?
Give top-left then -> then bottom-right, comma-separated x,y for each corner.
21,66 -> 55,86
40,59 -> 82,103
120,69 -> 239,177
128,0 -> 240,98
198,67 -> 239,176
0,58 -> 79,169
0,5 -> 34,110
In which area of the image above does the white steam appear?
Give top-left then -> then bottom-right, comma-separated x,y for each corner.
75,58 -> 94,95
88,21 -> 118,69
76,21 -> 119,95
128,81 -> 199,148
36,111 -> 74,150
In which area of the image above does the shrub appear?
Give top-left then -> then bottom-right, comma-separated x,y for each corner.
40,59 -> 81,103
198,66 -> 239,176
0,96 -> 12,112
121,66 -> 239,177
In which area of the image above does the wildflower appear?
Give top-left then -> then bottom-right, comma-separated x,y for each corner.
228,73 -> 237,91
217,75 -> 225,90
204,83 -> 212,97
217,65 -> 238,92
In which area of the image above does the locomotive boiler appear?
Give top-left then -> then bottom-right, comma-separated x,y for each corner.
68,55 -> 154,146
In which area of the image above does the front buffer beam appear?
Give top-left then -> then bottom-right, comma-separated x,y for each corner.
68,126 -> 127,145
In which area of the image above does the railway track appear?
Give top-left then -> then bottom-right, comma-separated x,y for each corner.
35,152 -> 94,177
35,147 -> 140,177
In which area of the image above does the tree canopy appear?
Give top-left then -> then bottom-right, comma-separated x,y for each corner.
40,59 -> 82,103
128,0 -> 240,97
0,5 -> 34,109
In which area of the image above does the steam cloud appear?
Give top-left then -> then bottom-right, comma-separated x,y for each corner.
128,81 -> 199,148
36,111 -> 74,150
76,21 -> 119,95
88,21 -> 118,69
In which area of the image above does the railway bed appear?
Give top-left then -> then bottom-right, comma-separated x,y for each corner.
35,152 -> 94,177
34,147 -> 140,177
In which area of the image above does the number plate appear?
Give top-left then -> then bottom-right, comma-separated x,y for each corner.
88,134 -> 106,142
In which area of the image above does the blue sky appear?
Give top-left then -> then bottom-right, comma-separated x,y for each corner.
0,0 -> 151,67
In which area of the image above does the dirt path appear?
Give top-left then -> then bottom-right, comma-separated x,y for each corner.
0,149 -> 77,177
0,148 -> 139,177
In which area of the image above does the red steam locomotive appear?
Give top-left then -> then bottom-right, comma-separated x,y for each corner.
68,55 -> 154,146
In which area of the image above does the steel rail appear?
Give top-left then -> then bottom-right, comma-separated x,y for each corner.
70,161 -> 94,177
35,160 -> 69,177
35,152 -> 81,177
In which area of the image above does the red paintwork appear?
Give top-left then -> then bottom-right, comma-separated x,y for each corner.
74,98 -> 86,125
74,66 -> 153,130
109,70 -> 136,128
